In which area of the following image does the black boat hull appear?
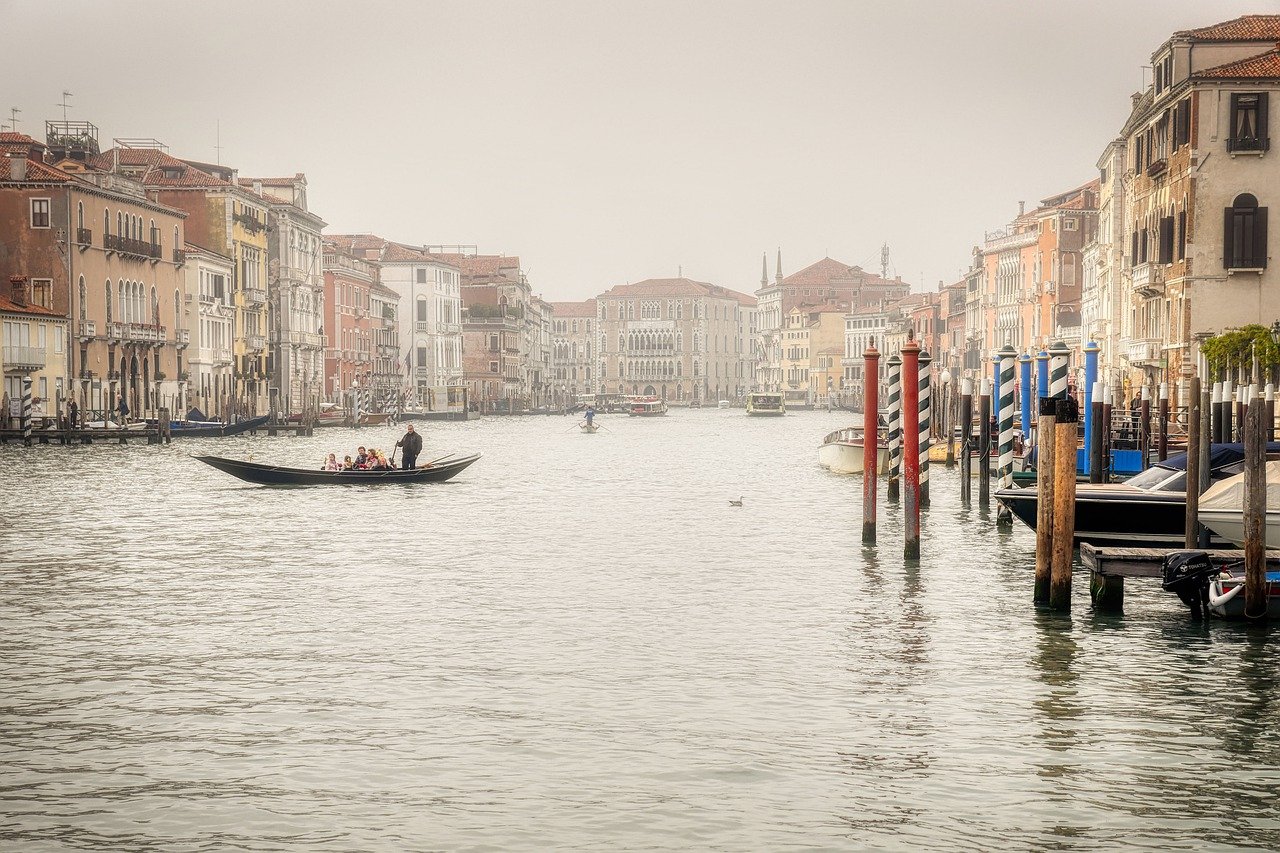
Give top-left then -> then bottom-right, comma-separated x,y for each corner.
152,415 -> 270,438
995,486 -> 1229,548
195,452 -> 480,485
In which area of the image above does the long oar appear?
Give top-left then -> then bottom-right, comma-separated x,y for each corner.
565,421 -> 584,432
417,452 -> 456,469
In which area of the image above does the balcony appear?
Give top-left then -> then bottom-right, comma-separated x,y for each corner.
1146,158 -> 1168,178
246,335 -> 267,352
107,321 -> 124,342
288,331 -> 325,348
2,346 -> 46,371
1125,337 -> 1163,366
214,346 -> 233,365
124,323 -> 166,345
243,287 -> 267,305
1131,263 -> 1164,298
437,321 -> 460,334
103,235 -> 159,261
76,227 -> 92,248
233,211 -> 265,234
200,293 -> 216,305
175,329 -> 190,348
78,319 -> 96,341
982,228 -> 1039,253
415,321 -> 432,333
173,248 -> 186,266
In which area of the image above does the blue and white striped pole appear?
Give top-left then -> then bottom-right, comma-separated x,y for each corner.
997,344 -> 1017,524
886,353 -> 901,503
1083,340 -> 1100,476
1019,352 -> 1033,442
21,376 -> 32,447
919,349 -> 932,508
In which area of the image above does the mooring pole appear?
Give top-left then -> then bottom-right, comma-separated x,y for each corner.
21,376 -> 33,447
1267,383 -> 1276,444
919,349 -> 932,508
1101,382 -> 1113,481
862,344 -> 881,544
1083,340 -> 1099,478
1019,352 -> 1033,448
1048,340 -> 1069,400
978,377 -> 991,505
902,335 -> 921,560
960,376 -> 973,503
1199,381 -> 1213,549
1139,384 -> 1151,471
1049,396 -> 1079,611
1237,384 -> 1247,443
1036,350 -> 1049,404
1244,382 -> 1268,620
1158,382 -> 1169,462
1211,381 -> 1222,444
1089,381 -> 1105,485
886,353 -> 901,503
996,343 -> 1017,526
1034,394 -> 1058,605
1185,376 -> 1202,549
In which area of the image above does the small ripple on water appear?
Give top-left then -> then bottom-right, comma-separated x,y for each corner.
2,412 -> 1280,851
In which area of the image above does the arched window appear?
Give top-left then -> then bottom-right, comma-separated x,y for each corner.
104,208 -> 110,237
105,280 -> 112,324
77,202 -> 84,231
78,276 -> 86,323
116,212 -> 123,239
173,225 -> 180,255
174,289 -> 181,331
1225,193 -> 1268,270
118,280 -> 126,323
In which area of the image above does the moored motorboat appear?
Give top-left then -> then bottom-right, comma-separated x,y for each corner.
818,426 -> 890,474
148,414 -> 269,438
195,452 -> 481,486
746,392 -> 785,416
1196,460 -> 1280,547
996,443 -> 1276,548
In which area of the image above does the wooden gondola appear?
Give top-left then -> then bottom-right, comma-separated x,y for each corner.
148,414 -> 269,438
194,452 -> 481,486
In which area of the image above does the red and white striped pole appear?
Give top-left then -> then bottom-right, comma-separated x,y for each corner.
862,343 -> 880,545
901,333 -> 921,560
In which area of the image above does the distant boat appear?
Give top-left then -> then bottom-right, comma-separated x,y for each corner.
746,392 -> 785,416
195,452 -> 481,486
627,396 -> 668,417
147,414 -> 269,438
581,422 -> 599,433
717,400 -> 730,408
818,426 -> 889,474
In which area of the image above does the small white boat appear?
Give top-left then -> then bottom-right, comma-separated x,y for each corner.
1208,568 -> 1280,618
580,422 -> 599,434
818,426 -> 890,474
1197,460 -> 1280,547
746,392 -> 785,416
717,400 -> 730,409
627,397 -> 668,417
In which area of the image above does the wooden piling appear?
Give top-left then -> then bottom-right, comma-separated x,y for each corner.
1049,397 -> 1078,611
1211,382 -> 1222,444
901,335 -> 921,560
1034,396 -> 1057,605
1199,383 -> 1212,549
1101,383 -> 1113,479
862,345 -> 881,545
978,378 -> 991,505
1235,384 -> 1245,443
1267,383 -> 1276,443
1244,384 -> 1268,620
1185,376 -> 1202,549
959,377 -> 973,503
1139,385 -> 1151,470
1089,382 -> 1104,485
1157,383 -> 1169,462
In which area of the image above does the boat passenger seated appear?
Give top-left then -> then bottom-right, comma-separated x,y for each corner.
355,446 -> 369,467
342,455 -> 354,470
322,453 -> 340,471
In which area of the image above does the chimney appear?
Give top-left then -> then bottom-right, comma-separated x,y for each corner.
1018,200 -> 1025,216
8,152 -> 27,182
253,179 -> 263,196
10,275 -> 28,307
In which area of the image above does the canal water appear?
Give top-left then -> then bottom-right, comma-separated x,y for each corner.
2,410 -> 1278,851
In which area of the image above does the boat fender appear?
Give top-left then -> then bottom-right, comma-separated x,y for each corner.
1208,582 -> 1244,609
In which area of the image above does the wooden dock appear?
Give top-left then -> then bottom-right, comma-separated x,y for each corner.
1080,543 -> 1280,612
0,427 -> 162,445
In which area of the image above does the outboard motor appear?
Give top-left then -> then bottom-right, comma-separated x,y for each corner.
1161,551 -> 1218,619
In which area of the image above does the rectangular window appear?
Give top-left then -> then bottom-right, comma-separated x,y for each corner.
1177,210 -> 1187,260
1228,93 -> 1269,153
416,345 -> 428,367
1173,98 -> 1191,148
1224,201 -> 1268,269
416,300 -> 427,322
416,269 -> 427,284
1158,216 -> 1175,265
30,198 -> 50,228
30,278 -> 52,308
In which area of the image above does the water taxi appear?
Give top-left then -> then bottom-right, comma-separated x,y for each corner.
626,396 -> 668,417
746,392 -> 785,416
818,426 -> 889,474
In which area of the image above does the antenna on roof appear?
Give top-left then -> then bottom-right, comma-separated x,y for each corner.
57,91 -> 73,123
214,119 -> 223,166
881,243 -> 890,279
4,106 -> 20,133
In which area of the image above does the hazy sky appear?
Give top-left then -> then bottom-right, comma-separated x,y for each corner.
1,0 -> 1261,301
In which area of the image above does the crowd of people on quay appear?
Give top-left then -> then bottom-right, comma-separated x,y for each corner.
321,424 -> 423,471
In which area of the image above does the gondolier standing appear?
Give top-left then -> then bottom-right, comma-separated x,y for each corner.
396,423 -> 422,469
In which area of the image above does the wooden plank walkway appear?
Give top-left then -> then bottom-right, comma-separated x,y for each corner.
1080,543 -> 1280,578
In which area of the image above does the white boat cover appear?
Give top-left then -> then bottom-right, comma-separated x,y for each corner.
1199,460 -> 1280,512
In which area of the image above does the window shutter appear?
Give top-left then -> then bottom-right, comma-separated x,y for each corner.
1259,93 -> 1270,151
1255,206 -> 1268,269
1228,94 -> 1241,153
1159,216 -> 1175,264
1131,230 -> 1139,265
1224,207 -> 1236,268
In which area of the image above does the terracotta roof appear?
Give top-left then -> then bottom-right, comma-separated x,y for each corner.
183,240 -> 233,262
0,132 -> 43,155
600,277 -> 754,305
434,253 -> 521,278
550,299 -> 597,317
1195,48 -> 1280,80
0,291 -> 63,318
324,235 -> 458,267
779,257 -> 905,291
325,233 -> 388,252
1174,15 -> 1280,41
0,156 -> 74,183
89,148 -> 231,188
